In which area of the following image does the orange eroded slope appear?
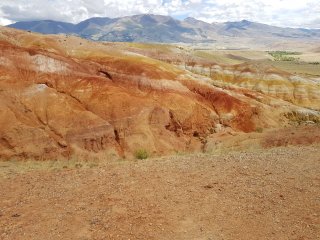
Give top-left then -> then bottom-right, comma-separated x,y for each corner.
0,27 -> 319,160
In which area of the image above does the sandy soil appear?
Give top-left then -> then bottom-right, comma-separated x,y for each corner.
1,145 -> 319,240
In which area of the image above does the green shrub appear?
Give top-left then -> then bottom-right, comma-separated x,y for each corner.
135,149 -> 149,160
255,127 -> 263,133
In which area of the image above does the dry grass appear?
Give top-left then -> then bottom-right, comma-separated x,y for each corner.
0,158 -> 101,178
268,60 -> 320,76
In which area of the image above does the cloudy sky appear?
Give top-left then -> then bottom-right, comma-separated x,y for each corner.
0,0 -> 319,28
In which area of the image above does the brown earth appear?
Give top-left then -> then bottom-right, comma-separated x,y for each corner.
205,125 -> 320,153
0,142 -> 319,240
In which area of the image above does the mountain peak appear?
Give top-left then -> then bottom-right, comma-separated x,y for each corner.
184,17 -> 204,23
240,19 -> 252,24
184,17 -> 197,21
225,19 -> 253,25
223,19 -> 254,30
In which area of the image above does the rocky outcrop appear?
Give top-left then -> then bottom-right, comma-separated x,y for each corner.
284,109 -> 320,124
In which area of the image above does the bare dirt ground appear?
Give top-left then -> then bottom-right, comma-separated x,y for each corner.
1,145 -> 320,240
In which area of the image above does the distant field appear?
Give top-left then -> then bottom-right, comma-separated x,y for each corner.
268,60 -> 320,77
267,51 -> 301,61
297,52 -> 320,63
194,51 -> 243,65
191,48 -> 320,76
101,42 -> 320,78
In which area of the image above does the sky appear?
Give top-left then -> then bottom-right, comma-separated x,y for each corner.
0,0 -> 319,28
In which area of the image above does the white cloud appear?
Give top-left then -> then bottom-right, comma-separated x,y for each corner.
195,0 -> 320,29
0,17 -> 12,25
0,0 -> 319,28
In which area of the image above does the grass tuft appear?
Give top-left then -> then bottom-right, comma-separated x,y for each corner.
255,127 -> 263,133
135,149 -> 149,160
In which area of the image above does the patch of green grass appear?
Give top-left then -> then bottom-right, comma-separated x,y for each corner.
134,149 -> 149,160
267,51 -> 301,62
268,51 -> 301,55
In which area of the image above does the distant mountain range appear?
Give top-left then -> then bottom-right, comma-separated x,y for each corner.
7,14 -> 320,43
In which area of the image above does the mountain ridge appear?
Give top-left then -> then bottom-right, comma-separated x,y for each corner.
7,14 -> 320,43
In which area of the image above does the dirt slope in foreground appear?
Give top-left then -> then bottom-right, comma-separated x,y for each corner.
1,145 -> 319,240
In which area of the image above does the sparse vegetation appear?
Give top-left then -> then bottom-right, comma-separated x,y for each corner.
135,149 -> 149,160
268,51 -> 301,61
255,127 -> 263,133
0,158 -> 103,178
